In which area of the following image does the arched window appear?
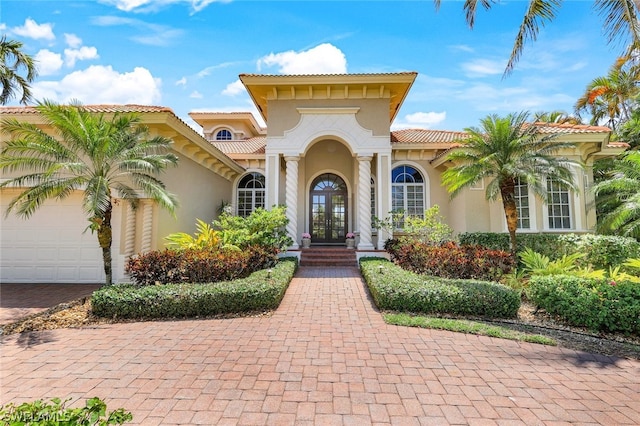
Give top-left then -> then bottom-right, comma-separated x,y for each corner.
215,129 -> 232,140
237,172 -> 265,217
391,165 -> 425,228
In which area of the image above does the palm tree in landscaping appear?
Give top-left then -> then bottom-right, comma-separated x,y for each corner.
0,36 -> 37,105
533,110 -> 582,125
442,112 -> 580,254
0,100 -> 179,285
575,60 -> 639,130
593,150 -> 640,239
435,0 -> 640,77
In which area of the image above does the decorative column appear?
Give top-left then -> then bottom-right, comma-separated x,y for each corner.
284,156 -> 300,249
358,155 -> 374,250
141,200 -> 153,253
124,203 -> 136,258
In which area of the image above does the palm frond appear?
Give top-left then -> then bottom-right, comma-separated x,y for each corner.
504,0 -> 561,76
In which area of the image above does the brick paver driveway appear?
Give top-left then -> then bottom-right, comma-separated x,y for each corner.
1,267 -> 639,425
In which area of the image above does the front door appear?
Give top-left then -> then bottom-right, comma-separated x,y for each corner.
310,173 -> 347,244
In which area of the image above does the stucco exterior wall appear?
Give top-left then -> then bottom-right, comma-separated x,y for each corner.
267,99 -> 391,138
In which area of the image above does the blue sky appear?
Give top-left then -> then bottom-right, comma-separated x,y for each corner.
1,0 -> 622,131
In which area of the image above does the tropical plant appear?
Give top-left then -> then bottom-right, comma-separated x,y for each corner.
165,218 -> 221,251
0,397 -> 132,425
575,60 -> 639,130
519,247 -> 585,276
401,205 -> 454,245
442,112 -> 580,254
435,1 -> 640,77
0,36 -> 37,105
533,110 -> 582,125
0,101 -> 179,285
213,206 -> 292,251
593,150 -> 640,239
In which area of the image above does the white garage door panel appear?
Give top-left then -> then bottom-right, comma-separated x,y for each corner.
1,191 -> 105,283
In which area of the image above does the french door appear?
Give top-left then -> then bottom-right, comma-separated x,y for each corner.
310,174 -> 347,244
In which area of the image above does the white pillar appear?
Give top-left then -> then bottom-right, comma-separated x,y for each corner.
265,153 -> 280,208
141,200 -> 153,253
377,152 -> 393,248
285,156 -> 300,249
124,203 -> 136,258
358,155 -> 374,250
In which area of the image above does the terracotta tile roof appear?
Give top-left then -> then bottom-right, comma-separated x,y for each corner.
0,104 -> 174,114
531,122 -> 612,133
391,129 -> 468,144
212,137 -> 266,155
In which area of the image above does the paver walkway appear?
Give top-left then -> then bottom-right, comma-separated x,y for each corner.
1,267 -> 639,425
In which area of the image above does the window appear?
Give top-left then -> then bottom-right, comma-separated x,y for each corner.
237,172 -> 265,217
391,165 -> 425,228
547,178 -> 571,229
514,178 -> 530,229
215,129 -> 232,140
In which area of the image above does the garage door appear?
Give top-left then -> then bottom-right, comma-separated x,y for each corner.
0,190 -> 105,283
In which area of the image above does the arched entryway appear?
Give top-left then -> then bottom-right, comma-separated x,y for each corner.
309,173 -> 347,244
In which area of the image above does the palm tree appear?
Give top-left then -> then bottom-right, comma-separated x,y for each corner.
0,101 -> 179,285
533,110 -> 582,125
575,61 -> 639,130
442,112 -> 580,254
593,150 -> 640,239
434,0 -> 640,76
0,36 -> 37,105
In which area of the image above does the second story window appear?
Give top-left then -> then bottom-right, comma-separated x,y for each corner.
215,129 -> 232,140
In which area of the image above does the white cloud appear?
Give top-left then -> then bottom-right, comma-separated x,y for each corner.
64,46 -> 99,67
32,65 -> 161,104
461,58 -> 505,78
393,111 -> 447,130
189,90 -> 203,99
222,79 -> 245,96
64,33 -> 82,48
257,43 -> 347,74
449,44 -> 474,53
12,18 -> 55,41
99,0 -> 225,14
176,77 -> 187,86
34,49 -> 64,76
91,15 -> 183,46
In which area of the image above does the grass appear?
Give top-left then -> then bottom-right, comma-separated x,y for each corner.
384,312 -> 557,346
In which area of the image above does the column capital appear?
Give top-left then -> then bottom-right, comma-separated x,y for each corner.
284,155 -> 300,162
357,154 -> 374,161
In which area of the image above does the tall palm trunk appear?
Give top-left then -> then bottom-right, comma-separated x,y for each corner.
96,202 -> 113,285
500,179 -> 519,255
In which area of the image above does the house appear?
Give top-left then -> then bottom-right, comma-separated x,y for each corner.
0,72 -> 625,283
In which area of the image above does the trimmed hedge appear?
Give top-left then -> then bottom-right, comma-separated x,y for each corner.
527,275 -> 640,335
459,232 -> 640,270
92,257 -> 297,319
360,257 -> 520,319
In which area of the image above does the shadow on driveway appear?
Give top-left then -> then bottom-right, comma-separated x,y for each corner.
0,283 -> 101,325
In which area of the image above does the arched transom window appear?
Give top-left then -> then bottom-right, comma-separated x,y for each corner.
215,129 -> 232,140
237,172 -> 265,217
391,165 -> 425,227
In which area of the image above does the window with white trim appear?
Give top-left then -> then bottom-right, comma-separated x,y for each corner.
216,129 -> 232,140
237,172 -> 265,217
391,165 -> 425,228
547,178 -> 571,229
514,178 -> 530,229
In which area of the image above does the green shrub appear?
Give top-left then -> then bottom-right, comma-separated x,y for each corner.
214,206 -> 292,251
459,232 -> 564,258
557,234 -> 640,270
360,258 -> 520,318
0,397 -> 132,425
460,232 -> 640,270
93,257 -> 297,319
527,275 -> 640,335
392,241 -> 515,281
